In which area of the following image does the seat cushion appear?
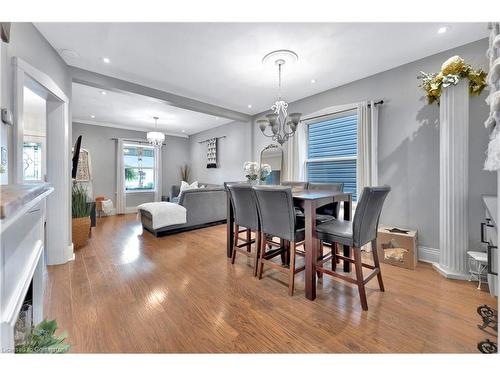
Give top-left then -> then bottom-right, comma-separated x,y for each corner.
316,219 -> 354,246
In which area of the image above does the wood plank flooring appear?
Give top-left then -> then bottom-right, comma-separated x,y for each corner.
43,214 -> 497,353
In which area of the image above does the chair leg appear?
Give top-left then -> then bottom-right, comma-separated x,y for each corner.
246,229 -> 251,252
371,239 -> 385,292
253,231 -> 261,277
288,241 -> 296,296
317,240 -> 323,279
331,243 -> 337,271
353,246 -> 368,311
280,238 -> 287,265
231,224 -> 239,264
258,232 -> 266,280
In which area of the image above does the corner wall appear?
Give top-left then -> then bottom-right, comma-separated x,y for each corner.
188,120 -> 252,184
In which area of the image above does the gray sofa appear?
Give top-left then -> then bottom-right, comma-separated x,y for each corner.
139,183 -> 227,236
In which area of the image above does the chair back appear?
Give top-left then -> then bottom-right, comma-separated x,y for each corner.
253,186 -> 296,242
281,181 -> 308,190
308,182 -> 344,217
352,186 -> 390,247
227,183 -> 259,231
307,182 -> 344,192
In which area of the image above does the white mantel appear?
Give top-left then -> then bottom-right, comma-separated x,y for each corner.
0,185 -> 53,353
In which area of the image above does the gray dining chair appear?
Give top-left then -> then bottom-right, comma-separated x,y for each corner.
227,183 -> 261,276
281,181 -> 308,190
315,185 -> 391,311
308,182 -> 344,218
252,185 -> 306,295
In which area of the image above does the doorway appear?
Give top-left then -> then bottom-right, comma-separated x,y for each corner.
13,57 -> 72,265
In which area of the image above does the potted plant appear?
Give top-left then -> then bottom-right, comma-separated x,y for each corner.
71,184 -> 92,250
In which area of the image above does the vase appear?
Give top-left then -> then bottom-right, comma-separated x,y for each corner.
72,216 -> 91,250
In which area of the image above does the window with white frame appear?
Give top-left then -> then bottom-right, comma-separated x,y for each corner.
306,109 -> 358,201
123,143 -> 156,192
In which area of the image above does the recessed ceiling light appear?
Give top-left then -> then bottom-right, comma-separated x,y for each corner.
103,57 -> 110,63
181,129 -> 186,133
311,79 -> 317,84
100,91 -> 107,95
215,117 -> 219,120
437,26 -> 448,34
247,104 -> 252,109
90,115 -> 95,119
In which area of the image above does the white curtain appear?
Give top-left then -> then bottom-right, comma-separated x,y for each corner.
356,100 -> 379,197
115,138 -> 125,214
154,144 -> 163,202
284,122 -> 307,181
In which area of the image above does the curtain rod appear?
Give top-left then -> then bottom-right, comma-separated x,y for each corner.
198,135 -> 226,144
109,138 -> 166,146
301,100 -> 384,123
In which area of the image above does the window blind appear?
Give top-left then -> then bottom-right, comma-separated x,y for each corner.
307,112 -> 358,201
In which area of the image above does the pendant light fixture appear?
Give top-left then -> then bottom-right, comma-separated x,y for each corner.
147,116 -> 165,146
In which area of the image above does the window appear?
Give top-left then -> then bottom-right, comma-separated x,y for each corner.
23,141 -> 43,182
123,144 -> 156,192
306,110 -> 358,201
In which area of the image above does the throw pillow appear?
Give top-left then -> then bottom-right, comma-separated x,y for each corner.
180,181 -> 199,195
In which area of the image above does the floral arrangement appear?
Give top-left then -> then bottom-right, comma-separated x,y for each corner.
244,161 -> 272,182
417,55 -> 487,105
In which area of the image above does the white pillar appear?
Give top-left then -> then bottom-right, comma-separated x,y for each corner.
433,80 -> 469,279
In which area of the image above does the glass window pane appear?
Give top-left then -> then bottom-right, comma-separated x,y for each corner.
23,142 -> 42,181
123,144 -> 156,191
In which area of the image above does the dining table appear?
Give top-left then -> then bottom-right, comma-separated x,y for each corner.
225,184 -> 352,301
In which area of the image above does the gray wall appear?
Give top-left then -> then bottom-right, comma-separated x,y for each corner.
72,123 -> 189,208
251,38 -> 496,251
1,23 -> 72,184
188,120 -> 252,184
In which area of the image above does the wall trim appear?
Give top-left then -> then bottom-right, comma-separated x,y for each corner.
418,246 -> 439,264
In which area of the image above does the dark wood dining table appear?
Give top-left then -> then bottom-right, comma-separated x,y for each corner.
225,185 -> 352,301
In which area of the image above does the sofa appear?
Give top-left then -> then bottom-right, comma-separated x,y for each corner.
139,183 -> 227,236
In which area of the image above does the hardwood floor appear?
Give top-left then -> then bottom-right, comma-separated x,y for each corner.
44,214 -> 497,353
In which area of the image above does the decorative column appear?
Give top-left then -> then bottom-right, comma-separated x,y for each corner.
433,80 -> 470,279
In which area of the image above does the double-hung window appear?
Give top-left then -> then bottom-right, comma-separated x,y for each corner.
123,143 -> 156,192
306,109 -> 358,201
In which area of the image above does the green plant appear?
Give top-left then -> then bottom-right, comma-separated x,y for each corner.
72,184 -> 91,219
15,319 -> 70,354
180,164 -> 190,182
125,167 -> 138,181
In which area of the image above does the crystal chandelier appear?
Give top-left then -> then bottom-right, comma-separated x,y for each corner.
257,50 -> 302,146
147,116 -> 165,146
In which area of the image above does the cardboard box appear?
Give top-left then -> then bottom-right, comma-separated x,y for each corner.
377,226 -> 418,270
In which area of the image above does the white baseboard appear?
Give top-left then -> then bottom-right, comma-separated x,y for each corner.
418,246 -> 439,264
432,263 -> 470,280
124,207 -> 138,214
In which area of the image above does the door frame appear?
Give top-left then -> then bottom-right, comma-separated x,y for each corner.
12,57 -> 72,265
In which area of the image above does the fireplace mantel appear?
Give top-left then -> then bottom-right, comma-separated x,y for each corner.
0,183 -> 53,353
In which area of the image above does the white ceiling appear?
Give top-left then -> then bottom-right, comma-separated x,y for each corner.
72,83 -> 230,136
36,22 -> 488,129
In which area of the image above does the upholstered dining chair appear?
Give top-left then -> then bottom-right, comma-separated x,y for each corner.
307,182 -> 344,218
252,186 -> 306,295
227,183 -> 261,276
315,186 -> 391,311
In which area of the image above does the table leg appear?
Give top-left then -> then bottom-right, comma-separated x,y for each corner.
226,191 -> 234,258
343,196 -> 352,272
304,200 -> 318,300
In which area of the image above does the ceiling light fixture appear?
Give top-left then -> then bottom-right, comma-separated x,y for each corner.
437,26 -> 448,34
311,79 -> 317,84
147,116 -> 165,146
257,49 -> 301,146
100,91 -> 107,95
247,104 -> 252,109
90,115 -> 95,119
103,57 -> 110,63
